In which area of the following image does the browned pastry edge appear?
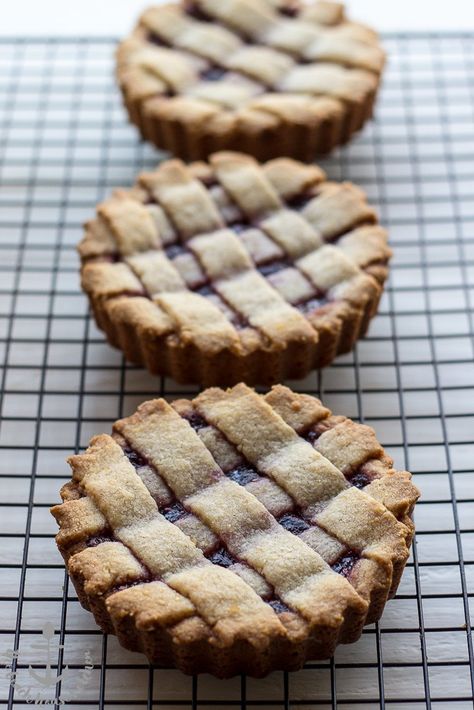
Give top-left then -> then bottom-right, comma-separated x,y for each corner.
115,0 -> 385,160
63,555 -> 369,677
119,79 -> 379,162
116,2 -> 385,161
85,276 -> 383,386
79,152 -> 391,387
51,385 -> 419,677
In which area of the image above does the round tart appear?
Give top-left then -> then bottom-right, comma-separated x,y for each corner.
80,151 -> 391,386
117,0 -> 386,160
51,384 -> 419,678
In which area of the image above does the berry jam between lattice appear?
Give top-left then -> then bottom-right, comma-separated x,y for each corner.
227,465 -> 260,486
278,513 -> 310,535
331,552 -> 359,578
209,547 -> 236,568
123,446 -> 147,468
162,501 -> 187,523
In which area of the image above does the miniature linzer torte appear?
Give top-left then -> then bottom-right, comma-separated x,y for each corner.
79,151 -> 391,385
116,0 -> 386,160
51,384 -> 419,678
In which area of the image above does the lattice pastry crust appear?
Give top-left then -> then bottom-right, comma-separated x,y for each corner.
116,0 -> 386,160
51,385 -> 419,678
80,151 -> 391,385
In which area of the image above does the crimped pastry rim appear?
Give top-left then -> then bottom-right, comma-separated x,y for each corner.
79,151 -> 391,386
51,384 -> 419,678
116,0 -> 385,160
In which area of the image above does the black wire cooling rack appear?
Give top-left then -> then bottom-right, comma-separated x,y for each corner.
0,32 -> 474,709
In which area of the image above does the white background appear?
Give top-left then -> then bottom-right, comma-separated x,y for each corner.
1,0 -> 474,35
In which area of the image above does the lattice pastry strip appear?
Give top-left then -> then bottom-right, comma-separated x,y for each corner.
193,386 -> 411,581
57,418 -> 381,618
264,386 -> 418,527
54,437 -> 364,673
116,0 -> 385,160
56,445 -> 368,629
170,395 -> 396,620
64,436 -> 287,644
113,401 -> 366,624
51,387 -> 418,677
80,152 -> 391,386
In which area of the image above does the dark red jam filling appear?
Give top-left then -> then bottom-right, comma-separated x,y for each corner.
287,193 -> 314,211
200,67 -> 228,82
331,551 -> 359,578
296,295 -> 329,316
227,464 -> 261,486
120,289 -> 149,299
184,2 -> 213,22
147,31 -> 168,47
86,532 -> 114,547
348,469 -> 373,489
229,311 -> 249,330
205,285 -> 250,330
110,573 -> 152,596
94,253 -> 120,264
258,259 -> 291,277
199,176 -> 219,189
278,1 -> 301,18
162,501 -> 188,523
229,221 -> 250,234
303,429 -> 322,445
184,412 -> 207,432
123,446 -> 147,469
278,513 -> 310,535
268,597 -> 291,613
165,243 -> 187,259
194,283 -> 215,297
209,547 -> 236,568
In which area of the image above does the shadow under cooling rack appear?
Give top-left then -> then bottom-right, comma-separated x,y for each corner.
0,32 -> 473,709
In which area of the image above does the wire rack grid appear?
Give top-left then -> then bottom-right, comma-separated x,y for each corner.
0,32 -> 473,710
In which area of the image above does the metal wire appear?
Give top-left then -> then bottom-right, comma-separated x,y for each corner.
0,34 -> 473,708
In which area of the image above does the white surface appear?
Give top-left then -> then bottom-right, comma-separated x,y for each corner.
1,0 -> 474,35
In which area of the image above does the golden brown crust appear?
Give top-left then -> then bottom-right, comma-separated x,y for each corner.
79,152 -> 391,386
51,385 -> 418,678
116,1 -> 385,160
